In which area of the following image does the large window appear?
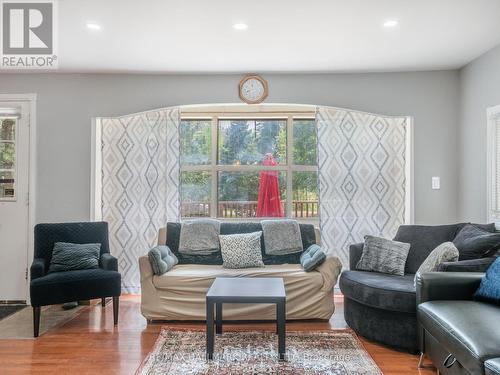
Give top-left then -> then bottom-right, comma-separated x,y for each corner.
180,112 -> 318,221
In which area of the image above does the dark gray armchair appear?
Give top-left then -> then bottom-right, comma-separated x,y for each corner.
30,222 -> 121,337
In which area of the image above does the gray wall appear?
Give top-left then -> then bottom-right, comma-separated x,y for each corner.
459,44 -> 500,222
0,71 -> 460,224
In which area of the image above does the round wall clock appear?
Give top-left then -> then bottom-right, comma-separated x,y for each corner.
239,74 -> 268,104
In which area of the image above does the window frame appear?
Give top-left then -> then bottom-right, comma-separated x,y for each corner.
0,116 -> 18,201
487,104 -> 500,226
180,110 -> 318,222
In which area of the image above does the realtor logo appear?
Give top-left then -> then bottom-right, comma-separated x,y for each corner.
1,0 -> 58,68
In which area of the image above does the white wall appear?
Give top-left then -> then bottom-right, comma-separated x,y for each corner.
0,71 -> 460,224
459,44 -> 500,221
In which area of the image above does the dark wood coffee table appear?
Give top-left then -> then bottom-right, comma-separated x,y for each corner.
206,277 -> 286,360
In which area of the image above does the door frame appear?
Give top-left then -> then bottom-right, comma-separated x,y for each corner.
0,93 -> 37,302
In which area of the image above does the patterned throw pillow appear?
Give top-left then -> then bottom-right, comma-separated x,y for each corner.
414,242 -> 459,285
356,236 -> 411,276
474,257 -> 500,305
219,231 -> 264,269
49,242 -> 101,273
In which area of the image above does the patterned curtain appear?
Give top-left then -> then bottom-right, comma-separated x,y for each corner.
101,108 -> 180,292
316,107 -> 408,267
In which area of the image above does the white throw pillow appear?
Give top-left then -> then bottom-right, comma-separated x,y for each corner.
414,242 -> 459,286
219,231 -> 264,269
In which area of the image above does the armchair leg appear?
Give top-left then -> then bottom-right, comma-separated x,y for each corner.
101,297 -> 106,307
33,307 -> 41,337
113,296 -> 119,325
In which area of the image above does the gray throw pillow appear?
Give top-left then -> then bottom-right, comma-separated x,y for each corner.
48,242 -> 101,273
148,246 -> 178,275
356,236 -> 411,276
300,244 -> 326,272
453,224 -> 500,260
261,219 -> 303,255
414,242 -> 459,286
178,219 -> 221,255
219,231 -> 264,269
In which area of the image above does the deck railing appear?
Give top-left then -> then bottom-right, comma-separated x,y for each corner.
181,200 -> 318,218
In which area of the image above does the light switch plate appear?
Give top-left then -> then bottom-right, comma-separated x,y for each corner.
432,176 -> 440,190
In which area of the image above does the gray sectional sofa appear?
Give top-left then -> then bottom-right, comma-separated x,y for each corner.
339,223 -> 497,352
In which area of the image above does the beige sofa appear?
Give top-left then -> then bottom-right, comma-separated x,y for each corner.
139,224 -> 342,321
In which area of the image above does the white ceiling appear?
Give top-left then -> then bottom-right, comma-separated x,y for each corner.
54,0 -> 500,73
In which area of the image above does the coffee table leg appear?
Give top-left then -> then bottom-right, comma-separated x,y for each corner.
277,299 -> 286,361
216,303 -> 222,334
206,298 -> 214,360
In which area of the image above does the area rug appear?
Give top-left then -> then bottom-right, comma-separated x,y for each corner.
0,304 -> 87,339
136,328 -> 382,374
0,305 -> 26,321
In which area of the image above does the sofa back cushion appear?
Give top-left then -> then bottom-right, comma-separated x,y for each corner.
394,223 -> 496,274
165,221 -> 316,265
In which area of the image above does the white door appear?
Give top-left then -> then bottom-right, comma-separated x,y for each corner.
0,102 -> 30,301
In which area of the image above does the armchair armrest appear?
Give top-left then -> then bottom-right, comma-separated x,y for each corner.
100,253 -> 118,271
416,272 -> 484,305
30,258 -> 46,280
349,243 -> 364,270
438,257 -> 495,272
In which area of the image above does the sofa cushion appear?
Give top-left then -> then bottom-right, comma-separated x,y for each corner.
453,224 -> 500,260
48,242 -> 101,273
486,358 -> 500,375
261,219 -> 303,255
219,231 -> 264,269
165,222 -> 316,265
148,246 -> 178,275
394,223 -> 496,274
474,256 -> 500,305
300,244 -> 326,272
30,269 -> 121,307
356,236 -> 410,276
394,224 -> 460,274
339,270 -> 416,313
418,301 -> 500,375
414,242 -> 459,285
178,219 -> 220,255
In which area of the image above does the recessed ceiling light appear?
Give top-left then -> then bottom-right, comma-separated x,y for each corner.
232,23 -> 248,30
383,19 -> 399,28
86,22 -> 101,31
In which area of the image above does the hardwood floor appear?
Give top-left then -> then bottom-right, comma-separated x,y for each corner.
0,295 -> 436,375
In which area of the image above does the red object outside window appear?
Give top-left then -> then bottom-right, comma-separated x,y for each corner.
256,153 -> 284,217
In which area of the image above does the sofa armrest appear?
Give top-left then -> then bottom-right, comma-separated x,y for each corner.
317,256 -> 343,292
30,258 -> 46,280
438,257 -> 495,273
100,253 -> 118,271
349,243 -> 364,270
416,272 -> 484,305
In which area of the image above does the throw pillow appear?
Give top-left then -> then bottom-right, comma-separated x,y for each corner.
474,257 -> 500,305
219,231 -> 264,269
356,236 -> 411,276
300,244 -> 326,272
261,219 -> 303,255
453,224 -> 500,260
148,246 -> 178,275
178,219 -> 221,255
414,242 -> 459,285
48,242 -> 101,273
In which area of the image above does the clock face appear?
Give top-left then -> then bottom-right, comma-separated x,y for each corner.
240,76 -> 267,103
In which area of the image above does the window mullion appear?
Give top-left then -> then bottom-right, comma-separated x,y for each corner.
210,116 -> 218,218
286,115 -> 293,217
